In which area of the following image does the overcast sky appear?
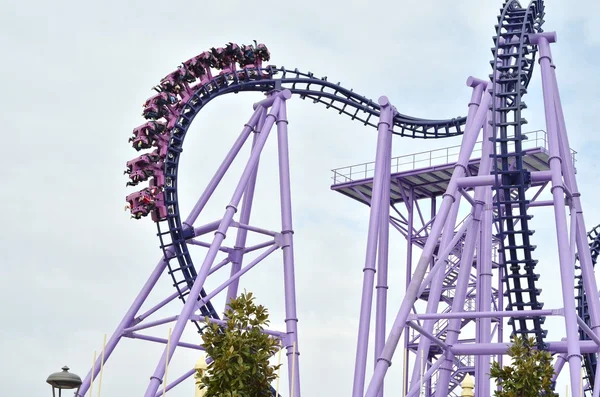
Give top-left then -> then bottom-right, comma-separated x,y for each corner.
2,0 -> 600,396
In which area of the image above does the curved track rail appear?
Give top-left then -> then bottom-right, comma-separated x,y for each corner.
136,65 -> 473,328
489,0 -> 547,348
576,224 -> 600,395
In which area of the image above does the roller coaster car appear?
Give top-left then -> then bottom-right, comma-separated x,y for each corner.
183,55 -> 210,81
126,169 -> 155,186
125,186 -> 164,220
255,43 -> 270,63
144,92 -> 178,109
130,134 -> 152,151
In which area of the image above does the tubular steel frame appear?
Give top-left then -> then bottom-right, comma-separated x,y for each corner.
74,1 -> 600,397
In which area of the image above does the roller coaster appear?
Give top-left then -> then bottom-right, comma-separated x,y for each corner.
74,0 -> 600,396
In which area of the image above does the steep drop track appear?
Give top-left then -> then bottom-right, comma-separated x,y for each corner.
489,0 -> 547,348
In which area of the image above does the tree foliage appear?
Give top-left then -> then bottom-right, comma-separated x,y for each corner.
197,292 -> 282,397
489,335 -> 555,397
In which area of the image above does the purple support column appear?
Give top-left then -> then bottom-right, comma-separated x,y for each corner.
475,109 -> 495,397
364,80 -> 492,397
375,124 -> 392,397
276,96 -> 302,397
403,188 -> 414,395
184,106 -> 265,226
143,91 -> 291,397
545,34 -> 600,337
435,89 -> 496,397
224,108 -> 267,309
76,256 -> 169,397
530,32 -> 582,397
409,77 -> 485,390
352,96 -> 394,397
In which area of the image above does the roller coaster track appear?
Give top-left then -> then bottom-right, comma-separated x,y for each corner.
576,224 -> 600,396
145,65 -> 474,331
490,0 -> 548,349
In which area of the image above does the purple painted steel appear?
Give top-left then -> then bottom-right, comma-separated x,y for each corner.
276,97 -> 302,397
374,112 -> 393,397
409,79 -> 485,391
75,255 -> 170,397
143,93 -> 288,397
416,217 -> 472,297
365,84 -> 492,397
152,369 -> 196,397
191,315 -> 287,339
449,340 -> 600,355
224,108 -> 267,309
411,309 -> 556,320
545,32 -> 600,342
476,146 -> 494,397
136,286 -> 189,322
535,33 -> 583,397
403,188 -> 414,395
352,96 -> 394,397
124,315 -> 178,333
184,106 -> 264,226
434,98 -> 496,396
199,245 -> 279,307
546,32 -> 600,397
127,333 -> 204,350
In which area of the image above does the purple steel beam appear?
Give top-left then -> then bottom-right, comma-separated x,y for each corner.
198,245 -> 279,307
409,77 -> 485,391
126,333 -> 204,350
75,255 -> 170,397
153,368 -> 196,397
365,80 -> 492,397
352,96 -> 394,397
403,188 -> 414,394
276,97 -> 302,397
143,91 -> 290,397
532,32 -> 583,396
191,315 -> 287,339
416,217 -> 472,298
410,309 -> 557,320
76,107 -> 263,396
185,106 -> 265,226
136,286 -> 189,323
439,100 -> 493,397
224,108 -> 267,309
543,33 -> 600,340
375,121 -> 392,397
477,178 -> 494,397
449,340 -> 600,355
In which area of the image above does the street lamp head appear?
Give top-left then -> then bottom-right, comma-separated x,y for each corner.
47,366 -> 82,396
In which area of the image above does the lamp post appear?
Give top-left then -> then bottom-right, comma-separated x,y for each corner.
46,366 -> 82,397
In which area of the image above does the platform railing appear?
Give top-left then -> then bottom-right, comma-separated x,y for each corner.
331,129 -> 577,185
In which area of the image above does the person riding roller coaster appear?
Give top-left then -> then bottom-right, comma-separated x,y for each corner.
125,186 -> 163,219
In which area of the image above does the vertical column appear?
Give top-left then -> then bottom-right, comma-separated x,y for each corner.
546,35 -> 600,336
143,91 -> 290,397
409,77 -> 486,390
530,32 -> 582,397
276,95 -> 302,397
403,188 -> 415,396
475,109 -> 495,397
184,107 -> 266,226
435,89 -> 496,397
224,108 -> 268,308
364,80 -> 492,397
353,96 -> 394,397
374,123 -> 393,397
